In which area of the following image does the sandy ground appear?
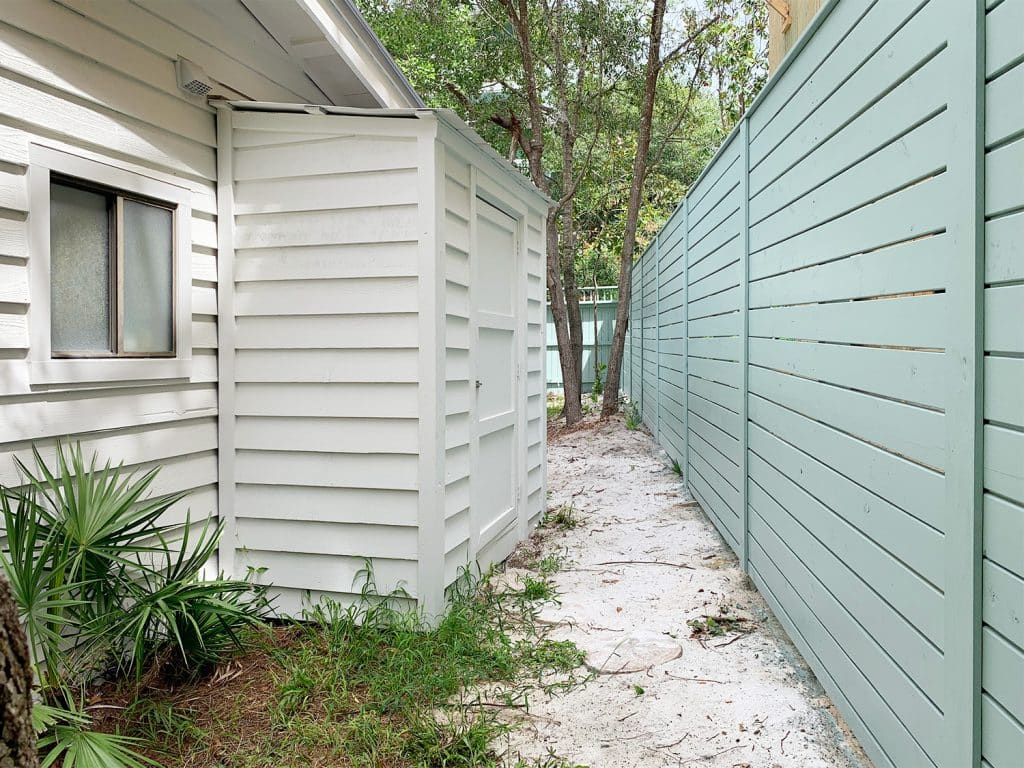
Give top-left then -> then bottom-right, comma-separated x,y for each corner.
500,412 -> 873,768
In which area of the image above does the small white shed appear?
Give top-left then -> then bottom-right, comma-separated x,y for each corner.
217,103 -> 550,615
0,0 -> 548,620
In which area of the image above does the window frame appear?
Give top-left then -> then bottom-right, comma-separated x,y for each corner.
28,145 -> 193,385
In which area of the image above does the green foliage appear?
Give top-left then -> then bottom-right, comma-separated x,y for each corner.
592,362 -> 606,397
124,567 -> 587,766
623,402 -> 641,430
533,553 -> 565,575
519,574 -> 557,602
36,698 -> 158,768
547,394 -> 565,421
671,458 -> 683,476
358,0 -> 767,291
0,443 -> 267,768
543,504 -> 580,530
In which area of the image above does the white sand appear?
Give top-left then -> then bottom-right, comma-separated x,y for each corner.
500,412 -> 873,768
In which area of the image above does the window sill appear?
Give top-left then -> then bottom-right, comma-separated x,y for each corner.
30,357 -> 193,386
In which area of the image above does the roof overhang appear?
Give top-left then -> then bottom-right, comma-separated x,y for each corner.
240,0 -> 423,109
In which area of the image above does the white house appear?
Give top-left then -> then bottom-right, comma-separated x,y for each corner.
0,0 -> 549,616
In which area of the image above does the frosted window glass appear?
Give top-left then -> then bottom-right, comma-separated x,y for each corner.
50,183 -> 111,353
123,200 -> 173,354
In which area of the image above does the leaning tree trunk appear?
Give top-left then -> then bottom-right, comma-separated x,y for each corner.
602,0 -> 668,418
547,209 -> 584,424
0,574 -> 37,768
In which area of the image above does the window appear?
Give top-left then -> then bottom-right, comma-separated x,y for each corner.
50,178 -> 175,357
29,145 -> 192,384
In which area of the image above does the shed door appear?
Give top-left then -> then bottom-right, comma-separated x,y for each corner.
472,199 -> 520,566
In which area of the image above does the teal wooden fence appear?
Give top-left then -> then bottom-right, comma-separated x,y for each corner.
546,289 -> 618,391
621,1 -> 1023,766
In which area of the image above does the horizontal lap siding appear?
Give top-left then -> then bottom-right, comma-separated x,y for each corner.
686,134 -> 743,556
982,1 -> 1024,764
526,212 -> 546,529
0,1 -> 320,551
231,119 -> 422,611
443,157 -> 472,588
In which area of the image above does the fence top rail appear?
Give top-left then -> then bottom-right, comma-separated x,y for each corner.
547,285 -> 619,304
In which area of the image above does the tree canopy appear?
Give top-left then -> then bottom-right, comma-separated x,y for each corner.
359,0 -> 768,420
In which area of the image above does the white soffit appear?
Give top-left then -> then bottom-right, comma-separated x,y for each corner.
240,0 -> 423,109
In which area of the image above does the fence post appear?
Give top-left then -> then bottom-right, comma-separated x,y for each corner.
638,253 -> 644,417
943,3 -> 985,766
682,196 -> 690,494
739,117 -> 751,574
655,231 -> 662,443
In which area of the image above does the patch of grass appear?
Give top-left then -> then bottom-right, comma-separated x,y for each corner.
519,574 -> 557,602
670,457 -> 683,476
105,567 -> 588,768
623,403 -> 640,430
547,394 -> 565,420
543,504 -> 580,530
530,552 -> 565,575
120,700 -> 208,752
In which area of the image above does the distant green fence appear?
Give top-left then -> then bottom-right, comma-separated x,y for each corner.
622,1 -> 1023,767
546,287 -> 618,391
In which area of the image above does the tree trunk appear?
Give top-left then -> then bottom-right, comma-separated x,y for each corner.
602,0 -> 668,418
547,210 -> 583,424
560,178 -> 583,411
0,574 -> 37,768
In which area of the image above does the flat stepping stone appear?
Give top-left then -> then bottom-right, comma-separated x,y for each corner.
583,631 -> 682,674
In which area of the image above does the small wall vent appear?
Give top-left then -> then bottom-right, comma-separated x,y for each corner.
176,57 -> 213,96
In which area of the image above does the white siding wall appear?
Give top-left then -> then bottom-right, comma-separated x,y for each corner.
228,112 -> 426,614
525,211 -> 546,527
0,1 -> 324,544
441,155 -> 474,589
437,128 -> 549,590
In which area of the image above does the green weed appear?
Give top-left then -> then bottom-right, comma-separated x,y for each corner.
543,504 -> 580,530
624,403 -> 640,430
519,574 -> 557,602
532,553 -> 564,575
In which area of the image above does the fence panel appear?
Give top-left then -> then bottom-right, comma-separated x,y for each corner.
686,131 -> 745,557
657,206 -> 688,465
621,1 -> 1021,766
980,0 -> 1024,764
641,243 -> 659,430
545,295 -> 618,392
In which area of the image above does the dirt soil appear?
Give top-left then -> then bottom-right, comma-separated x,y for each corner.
500,412 -> 874,768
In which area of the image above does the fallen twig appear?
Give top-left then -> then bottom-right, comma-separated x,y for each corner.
679,744 -> 744,764
593,560 -> 695,569
714,632 -> 750,648
663,672 -> 726,684
781,729 -> 790,755
655,732 -> 690,749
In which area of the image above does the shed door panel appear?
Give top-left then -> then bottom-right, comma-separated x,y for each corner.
472,200 -> 519,567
